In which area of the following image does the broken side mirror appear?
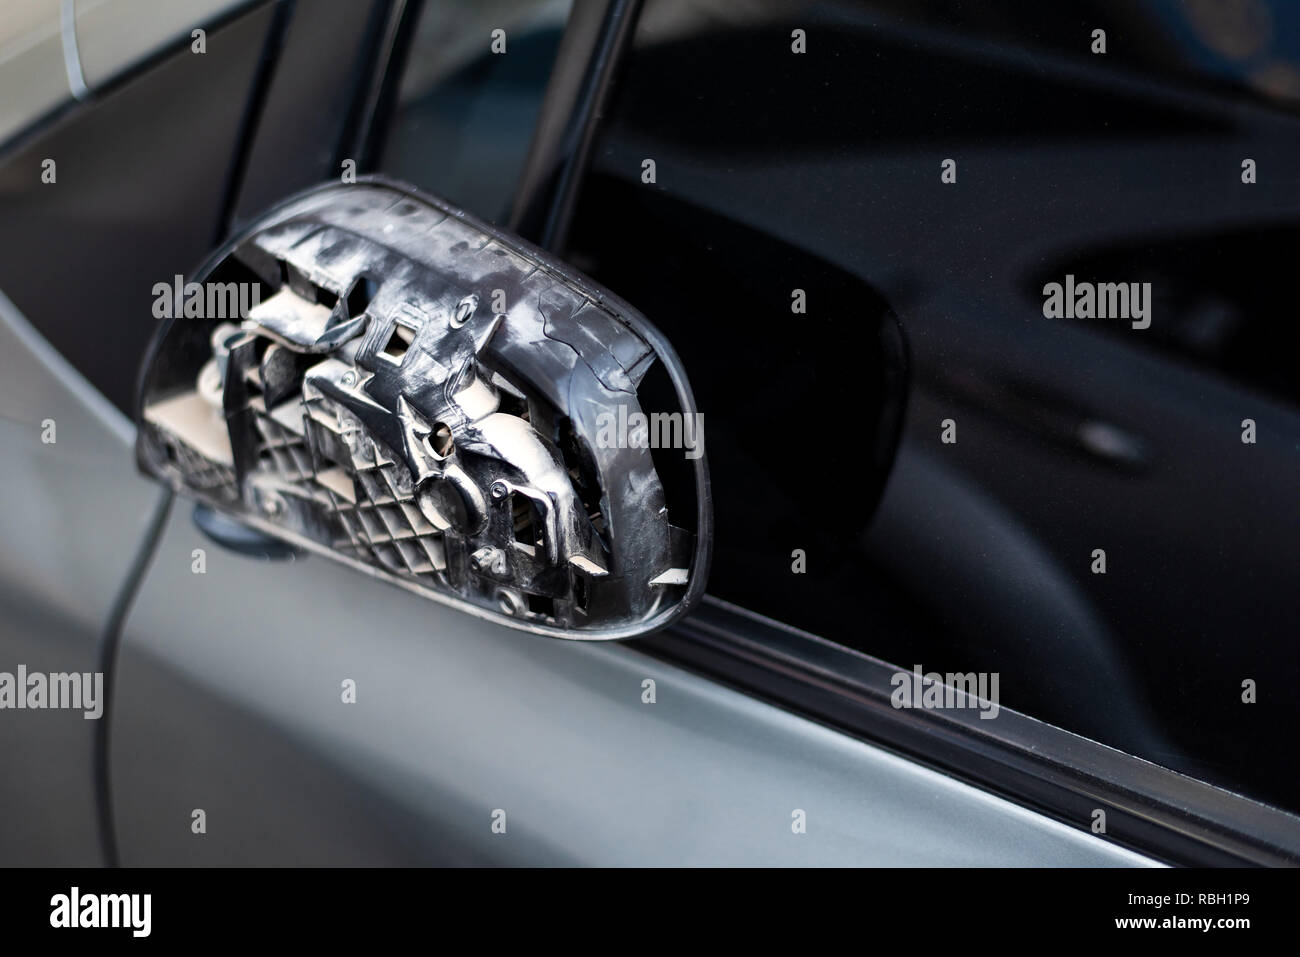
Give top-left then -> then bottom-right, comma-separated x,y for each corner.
137,178 -> 711,639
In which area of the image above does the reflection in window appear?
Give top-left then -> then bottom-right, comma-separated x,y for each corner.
378,0 -> 572,223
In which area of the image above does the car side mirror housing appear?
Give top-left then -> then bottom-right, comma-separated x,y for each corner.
137,178 -> 711,639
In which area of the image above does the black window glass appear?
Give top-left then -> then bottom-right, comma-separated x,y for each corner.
377,0 -> 572,222
564,0 -> 1300,813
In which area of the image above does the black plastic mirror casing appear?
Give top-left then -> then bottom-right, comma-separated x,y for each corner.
137,177 -> 711,639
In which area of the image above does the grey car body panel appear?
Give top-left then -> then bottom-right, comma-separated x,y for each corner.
112,501 -> 1156,865
0,289 -> 163,865
0,233 -> 1157,870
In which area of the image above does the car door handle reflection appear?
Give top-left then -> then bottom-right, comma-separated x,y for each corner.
937,369 -> 1152,472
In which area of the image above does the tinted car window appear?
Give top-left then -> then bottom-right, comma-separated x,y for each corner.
564,0 -> 1300,812
377,0 -> 572,222
0,6 -> 277,414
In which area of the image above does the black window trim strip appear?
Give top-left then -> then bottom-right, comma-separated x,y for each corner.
341,0 -> 420,176
638,597 -> 1300,867
508,0 -> 643,249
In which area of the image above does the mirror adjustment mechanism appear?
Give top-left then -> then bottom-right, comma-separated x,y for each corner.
137,177 -> 710,639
